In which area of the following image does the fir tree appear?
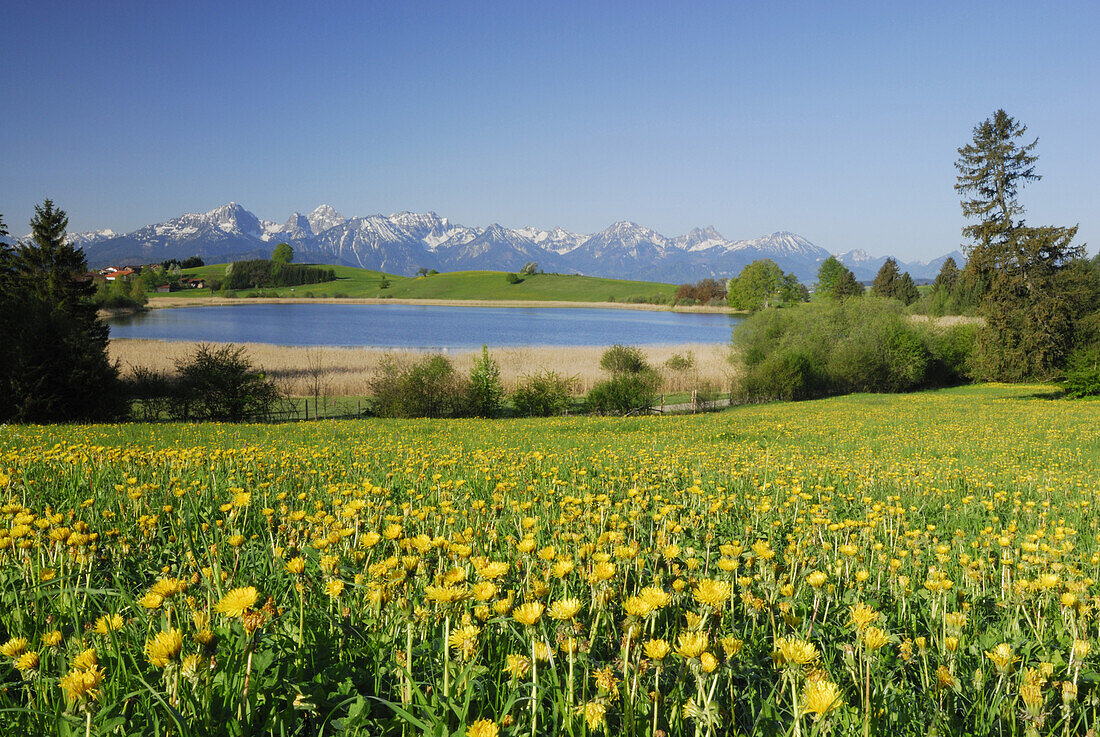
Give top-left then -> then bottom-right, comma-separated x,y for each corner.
955,111 -> 1085,379
871,258 -> 901,298
1,200 -> 121,422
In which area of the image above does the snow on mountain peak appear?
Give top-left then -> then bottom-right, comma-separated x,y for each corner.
306,205 -> 346,235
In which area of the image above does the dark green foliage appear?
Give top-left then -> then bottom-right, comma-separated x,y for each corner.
378,275 -> 391,290
587,344 -> 662,414
664,351 -> 696,372
735,298 -> 974,402
1064,343 -> 1100,398
728,259 -> 807,311
223,259 -> 335,289
511,371 -> 576,416
970,224 -> 1084,380
870,258 -> 919,305
933,257 -> 960,293
815,256 -> 862,300
92,277 -> 148,309
506,272 -> 522,284
272,242 -> 294,264
467,346 -> 504,418
0,201 -> 122,423
168,344 -> 281,421
674,278 -> 727,305
369,354 -> 469,418
956,110 -> 1088,380
181,255 -> 204,268
585,372 -> 662,414
599,344 -> 649,375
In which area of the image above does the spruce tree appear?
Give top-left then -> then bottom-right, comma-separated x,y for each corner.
2,200 -> 121,422
896,272 -> 919,306
955,111 -> 1084,379
871,258 -> 901,298
933,257 -> 960,292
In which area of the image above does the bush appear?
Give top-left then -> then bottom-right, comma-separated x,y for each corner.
170,344 -> 281,421
734,297 -> 974,402
369,354 -> 469,418
1064,343 -> 1100,398
511,371 -> 576,416
467,346 -> 504,417
586,371 -> 662,414
587,343 -> 662,414
599,344 -> 649,376
506,273 -> 522,284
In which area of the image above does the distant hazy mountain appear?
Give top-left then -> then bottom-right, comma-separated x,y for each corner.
63,202 -> 963,284
837,248 -> 966,283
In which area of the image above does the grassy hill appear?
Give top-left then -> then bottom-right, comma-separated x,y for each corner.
152,263 -> 680,304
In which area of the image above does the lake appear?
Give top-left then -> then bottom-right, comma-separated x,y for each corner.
107,303 -> 741,348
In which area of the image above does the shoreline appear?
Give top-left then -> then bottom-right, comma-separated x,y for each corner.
143,295 -> 742,314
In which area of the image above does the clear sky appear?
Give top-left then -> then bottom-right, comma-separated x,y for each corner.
3,0 -> 1097,261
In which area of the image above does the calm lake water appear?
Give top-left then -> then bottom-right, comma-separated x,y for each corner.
107,304 -> 741,348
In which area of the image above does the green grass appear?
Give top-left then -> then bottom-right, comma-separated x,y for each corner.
151,264 -> 679,304
3,384 -> 1098,735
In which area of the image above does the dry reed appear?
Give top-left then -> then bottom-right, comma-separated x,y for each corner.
109,339 -> 738,397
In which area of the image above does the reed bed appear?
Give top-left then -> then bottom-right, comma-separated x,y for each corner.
109,340 -> 738,396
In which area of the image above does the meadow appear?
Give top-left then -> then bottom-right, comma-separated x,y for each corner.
155,266 -> 681,306
1,385 -> 1099,736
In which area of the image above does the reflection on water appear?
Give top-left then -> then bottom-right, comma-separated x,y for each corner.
108,304 -> 740,348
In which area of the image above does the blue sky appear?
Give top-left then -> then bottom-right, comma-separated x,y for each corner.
3,0 -> 1097,261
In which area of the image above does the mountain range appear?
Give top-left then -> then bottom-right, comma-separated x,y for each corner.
11,203 -> 963,284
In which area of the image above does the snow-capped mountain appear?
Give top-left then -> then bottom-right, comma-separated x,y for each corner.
71,202 -> 962,283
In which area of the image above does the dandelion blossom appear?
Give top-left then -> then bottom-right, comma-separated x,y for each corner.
215,586 -> 259,619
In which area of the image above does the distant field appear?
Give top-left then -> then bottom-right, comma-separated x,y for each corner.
152,264 -> 680,304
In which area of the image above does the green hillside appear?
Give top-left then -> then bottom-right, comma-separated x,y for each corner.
152,263 -> 680,304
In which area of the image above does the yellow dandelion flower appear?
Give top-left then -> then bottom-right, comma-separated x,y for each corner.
465,719 -> 499,737
934,665 -> 956,692
15,651 -> 39,672
285,556 -> 306,575
548,597 -> 583,621
138,591 -> 164,609
863,626 -> 889,651
985,643 -> 1018,674
60,666 -> 105,702
720,636 -> 744,658
579,700 -> 606,731
71,648 -> 98,670
676,631 -> 708,659
505,653 -> 531,680
151,577 -> 186,598
215,586 -> 259,619
639,586 -> 671,610
700,651 -> 719,673
513,601 -> 544,627
42,630 -> 62,647
693,578 -> 732,608
1,637 -> 28,658
1072,639 -> 1092,663
93,614 -> 124,635
848,602 -> 879,631
145,629 -> 183,668
801,679 -> 843,717
776,637 -> 819,667
623,596 -> 654,619
324,579 -> 345,598
644,639 -> 671,661
805,570 -> 827,588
